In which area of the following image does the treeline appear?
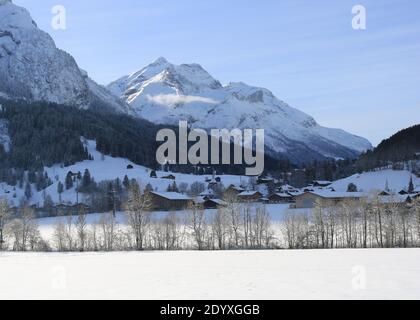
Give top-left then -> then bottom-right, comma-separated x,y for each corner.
356,124 -> 420,171
1,184 -> 419,252
0,99 -> 165,171
284,196 -> 420,249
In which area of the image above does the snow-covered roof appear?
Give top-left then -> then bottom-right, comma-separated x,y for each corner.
309,191 -> 366,199
377,195 -> 410,204
227,185 -> 245,192
200,189 -> 215,196
151,192 -> 192,201
272,193 -> 292,198
238,191 -> 261,197
206,199 -> 227,205
313,180 -> 332,185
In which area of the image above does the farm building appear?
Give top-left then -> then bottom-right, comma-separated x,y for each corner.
237,191 -> 263,202
149,192 -> 193,211
202,198 -> 227,209
224,185 -> 245,199
294,191 -> 366,209
268,193 -> 294,204
312,180 -> 333,187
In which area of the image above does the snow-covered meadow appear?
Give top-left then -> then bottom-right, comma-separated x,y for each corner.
0,249 -> 419,300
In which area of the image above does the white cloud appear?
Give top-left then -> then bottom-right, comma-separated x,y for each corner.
146,94 -> 218,106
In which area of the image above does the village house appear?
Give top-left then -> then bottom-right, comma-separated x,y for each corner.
149,192 -> 193,211
268,192 -> 294,204
199,188 -> 217,200
312,180 -> 333,187
224,185 -> 245,199
294,191 -> 366,209
237,190 -> 263,202
161,174 -> 176,180
202,198 -> 227,209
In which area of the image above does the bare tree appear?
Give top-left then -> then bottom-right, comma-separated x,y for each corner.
0,198 -> 11,251
124,181 -> 152,250
76,208 -> 88,251
188,204 -> 207,250
99,213 -> 117,251
53,219 -> 67,251
212,208 -> 228,250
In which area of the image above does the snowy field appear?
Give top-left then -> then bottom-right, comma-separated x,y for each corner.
0,249 -> 419,300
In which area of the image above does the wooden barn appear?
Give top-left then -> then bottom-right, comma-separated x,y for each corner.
149,192 -> 193,211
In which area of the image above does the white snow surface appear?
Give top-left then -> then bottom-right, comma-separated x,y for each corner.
108,57 -> 372,159
330,169 -> 420,193
0,249 -> 419,299
0,139 -> 248,208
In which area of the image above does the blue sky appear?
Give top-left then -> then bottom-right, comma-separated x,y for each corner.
14,0 -> 420,146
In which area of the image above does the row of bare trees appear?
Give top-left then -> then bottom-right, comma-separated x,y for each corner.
282,196 -> 420,249
1,184 -> 419,251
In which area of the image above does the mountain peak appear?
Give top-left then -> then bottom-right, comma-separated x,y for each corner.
108,59 -> 372,161
152,57 -> 168,65
0,1 -> 130,114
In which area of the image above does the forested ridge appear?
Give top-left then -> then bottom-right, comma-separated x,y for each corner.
0,99 -> 164,171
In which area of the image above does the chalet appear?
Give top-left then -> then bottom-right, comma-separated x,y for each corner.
279,184 -> 300,193
55,203 -> 92,216
202,198 -> 227,209
149,192 -> 193,211
398,190 -> 409,195
268,192 -> 294,204
224,185 -> 245,198
199,188 -> 216,200
294,191 -> 366,209
378,191 -> 391,196
161,174 -> 176,180
257,176 -> 274,185
312,180 -> 333,187
237,191 -> 263,202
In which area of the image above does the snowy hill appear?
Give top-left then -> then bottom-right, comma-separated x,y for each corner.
0,139 -> 246,208
330,169 -> 419,193
0,0 -> 130,113
108,57 -> 372,162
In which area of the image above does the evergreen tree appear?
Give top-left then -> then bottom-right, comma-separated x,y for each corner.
57,181 -> 64,194
347,183 -> 358,192
144,183 -> 153,193
82,169 -> 92,188
65,172 -> 74,190
24,182 -> 32,199
123,175 -> 130,189
408,176 -> 414,194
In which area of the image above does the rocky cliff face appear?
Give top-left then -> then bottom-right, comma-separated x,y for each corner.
0,0 -> 130,113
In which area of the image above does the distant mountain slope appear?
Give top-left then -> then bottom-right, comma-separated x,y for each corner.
0,0 -> 131,114
330,169 -> 419,193
357,124 -> 420,169
108,57 -> 372,163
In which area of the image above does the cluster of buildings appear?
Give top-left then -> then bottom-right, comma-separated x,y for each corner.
148,177 -> 420,211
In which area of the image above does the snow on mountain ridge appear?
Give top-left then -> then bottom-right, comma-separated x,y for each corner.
108,58 -> 372,161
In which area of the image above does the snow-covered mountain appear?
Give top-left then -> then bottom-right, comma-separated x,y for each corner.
0,0 -> 130,113
108,57 -> 372,162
